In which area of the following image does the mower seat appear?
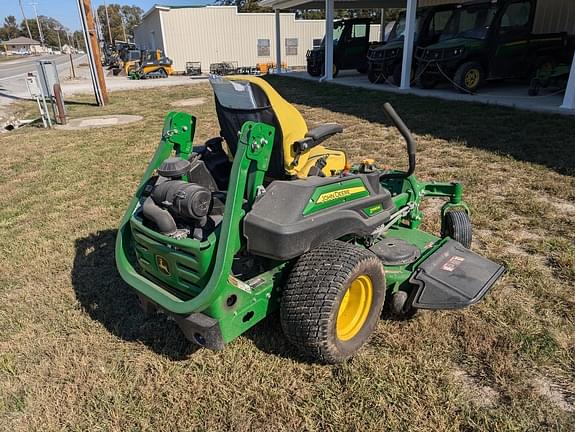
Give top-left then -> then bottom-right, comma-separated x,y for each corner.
210,75 -> 346,179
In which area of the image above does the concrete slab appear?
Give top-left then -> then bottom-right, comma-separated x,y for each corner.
56,114 -> 143,130
282,70 -> 575,116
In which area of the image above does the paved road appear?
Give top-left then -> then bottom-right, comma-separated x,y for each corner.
0,54 -> 84,81
0,54 -> 86,120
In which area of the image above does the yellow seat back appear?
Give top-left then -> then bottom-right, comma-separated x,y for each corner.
226,76 -> 346,177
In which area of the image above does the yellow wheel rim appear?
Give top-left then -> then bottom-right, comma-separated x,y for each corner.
465,69 -> 480,89
336,275 -> 373,341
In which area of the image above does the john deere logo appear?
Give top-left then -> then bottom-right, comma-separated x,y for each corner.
316,186 -> 366,204
156,255 -> 171,275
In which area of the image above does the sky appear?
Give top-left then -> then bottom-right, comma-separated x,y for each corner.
0,0 -> 207,32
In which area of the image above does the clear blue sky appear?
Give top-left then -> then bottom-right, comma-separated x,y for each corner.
0,1 -> 208,32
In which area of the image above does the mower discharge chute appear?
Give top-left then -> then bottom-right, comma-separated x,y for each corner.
116,76 -> 504,363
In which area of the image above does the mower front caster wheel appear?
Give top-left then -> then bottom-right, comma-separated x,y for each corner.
281,240 -> 386,363
442,210 -> 472,249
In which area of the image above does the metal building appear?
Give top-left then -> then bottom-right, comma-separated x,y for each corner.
135,5 -> 381,72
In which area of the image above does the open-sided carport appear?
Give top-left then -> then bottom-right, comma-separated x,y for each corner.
261,0 -> 575,112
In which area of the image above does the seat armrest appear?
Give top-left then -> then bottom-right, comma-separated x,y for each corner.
293,123 -> 343,154
305,123 -> 343,144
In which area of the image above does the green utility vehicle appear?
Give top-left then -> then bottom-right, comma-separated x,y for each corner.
116,76 -> 505,363
307,18 -> 381,77
415,0 -> 572,93
367,4 -> 458,85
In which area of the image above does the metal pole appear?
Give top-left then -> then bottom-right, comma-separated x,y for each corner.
379,9 -> 386,42
120,14 -> 127,42
400,0 -> 417,90
56,29 -> 62,51
30,2 -> 45,48
69,52 -> 76,78
104,0 -> 113,45
321,0 -> 334,82
275,9 -> 281,74
560,52 -> 575,110
77,0 -> 109,105
19,0 -> 33,40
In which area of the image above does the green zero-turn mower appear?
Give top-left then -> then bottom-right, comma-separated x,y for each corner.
116,75 -> 505,363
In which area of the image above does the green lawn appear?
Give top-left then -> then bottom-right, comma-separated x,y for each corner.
0,76 -> 574,431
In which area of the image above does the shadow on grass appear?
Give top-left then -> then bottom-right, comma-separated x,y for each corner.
71,229 -> 199,360
264,75 -> 575,177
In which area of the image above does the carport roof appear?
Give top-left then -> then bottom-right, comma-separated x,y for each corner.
261,0 -> 409,9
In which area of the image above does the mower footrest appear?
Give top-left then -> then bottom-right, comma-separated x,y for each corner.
410,240 -> 505,310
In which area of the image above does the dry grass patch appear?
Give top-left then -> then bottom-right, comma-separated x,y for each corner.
0,77 -> 574,431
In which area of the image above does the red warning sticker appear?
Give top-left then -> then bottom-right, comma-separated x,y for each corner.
441,255 -> 465,272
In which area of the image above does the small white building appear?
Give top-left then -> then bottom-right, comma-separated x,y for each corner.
135,5 -> 380,71
3,36 -> 42,55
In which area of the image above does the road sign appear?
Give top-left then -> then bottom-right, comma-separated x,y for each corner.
36,60 -> 60,98
25,75 -> 42,98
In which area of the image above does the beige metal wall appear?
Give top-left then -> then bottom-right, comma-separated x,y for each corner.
134,8 -> 165,53
419,0 -> 575,34
532,0 -> 575,34
136,6 -> 381,71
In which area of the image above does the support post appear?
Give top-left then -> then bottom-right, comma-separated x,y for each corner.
321,0 -> 334,82
400,0 -> 417,90
275,9 -> 282,74
78,0 -> 109,106
560,52 -> 575,110
380,8 -> 386,42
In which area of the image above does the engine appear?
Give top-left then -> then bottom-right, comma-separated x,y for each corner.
141,155 -> 224,240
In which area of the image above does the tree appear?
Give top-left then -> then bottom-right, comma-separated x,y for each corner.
0,15 -> 20,40
39,16 -> 69,48
72,30 -> 86,51
213,0 -> 271,13
96,3 -> 143,44
20,19 -> 41,41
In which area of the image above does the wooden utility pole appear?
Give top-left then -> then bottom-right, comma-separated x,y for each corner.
78,0 -> 109,105
19,0 -> 33,40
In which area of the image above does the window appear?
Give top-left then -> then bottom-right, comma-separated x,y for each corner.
257,39 -> 270,57
285,38 -> 298,56
351,23 -> 367,39
430,10 -> 453,34
312,38 -> 322,49
501,1 -> 531,29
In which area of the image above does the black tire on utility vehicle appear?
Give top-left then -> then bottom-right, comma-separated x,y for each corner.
281,240 -> 386,364
415,70 -> 439,89
453,61 -> 484,93
330,63 -> 339,78
368,67 -> 383,84
441,210 -> 472,249
307,65 -> 321,77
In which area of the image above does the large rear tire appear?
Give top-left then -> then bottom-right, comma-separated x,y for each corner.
281,240 -> 386,364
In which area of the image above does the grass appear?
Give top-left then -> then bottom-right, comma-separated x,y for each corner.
1,76 -> 574,431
